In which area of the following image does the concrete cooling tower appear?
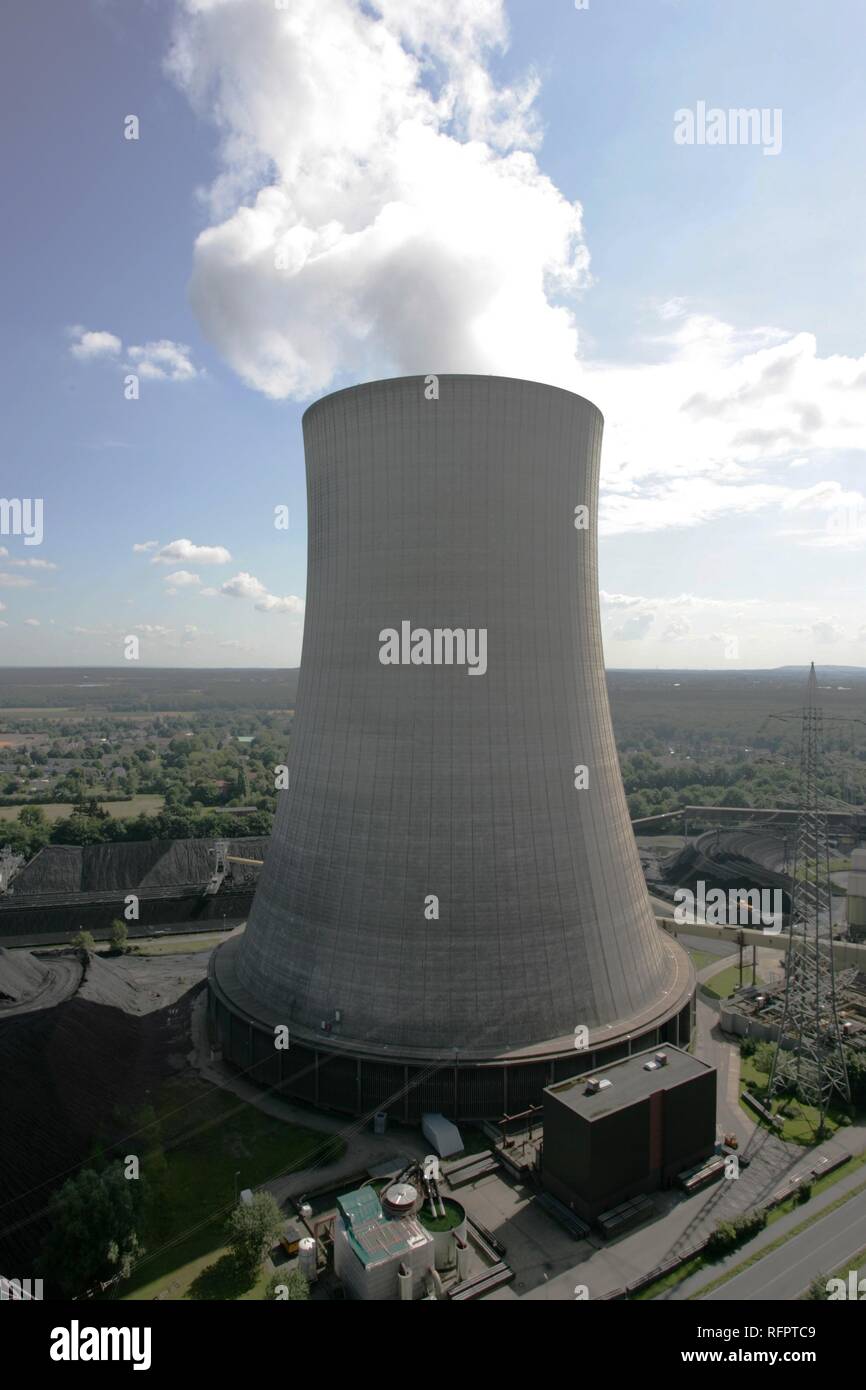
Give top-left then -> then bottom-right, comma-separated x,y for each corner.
209,375 -> 694,1119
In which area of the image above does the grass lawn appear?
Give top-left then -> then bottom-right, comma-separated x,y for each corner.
738,1057 -> 845,1143
700,964 -> 764,1000
117,1075 -> 345,1301
688,949 -> 721,972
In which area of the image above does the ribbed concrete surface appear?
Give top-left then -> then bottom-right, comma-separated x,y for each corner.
236,375 -> 683,1054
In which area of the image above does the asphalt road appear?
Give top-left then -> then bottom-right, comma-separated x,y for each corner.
705,1191 -> 866,1300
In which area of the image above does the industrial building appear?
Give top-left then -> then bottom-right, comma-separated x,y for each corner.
333,1166 -> 472,1301
209,375 -> 695,1118
721,968 -> 866,1056
541,1047 -> 717,1224
334,1187 -> 435,1301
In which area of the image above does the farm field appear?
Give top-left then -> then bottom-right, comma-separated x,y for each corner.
0,795 -> 164,822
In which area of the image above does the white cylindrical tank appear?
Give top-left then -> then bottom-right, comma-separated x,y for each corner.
398,1263 -> 413,1301
298,1237 -> 317,1284
381,1182 -> 420,1218
418,1198 -> 468,1271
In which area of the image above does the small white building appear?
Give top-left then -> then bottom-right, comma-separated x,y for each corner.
334,1188 -> 433,1301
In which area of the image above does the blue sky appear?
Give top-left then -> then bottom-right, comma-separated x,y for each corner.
2,0 -> 865,668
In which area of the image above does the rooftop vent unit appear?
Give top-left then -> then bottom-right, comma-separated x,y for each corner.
654,1052 -> 668,1066
585,1077 -> 612,1095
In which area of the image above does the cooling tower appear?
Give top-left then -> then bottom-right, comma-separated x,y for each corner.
209,375 -> 694,1118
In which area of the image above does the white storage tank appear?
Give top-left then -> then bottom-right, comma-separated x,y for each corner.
298,1237 -> 317,1284
417,1197 -> 468,1272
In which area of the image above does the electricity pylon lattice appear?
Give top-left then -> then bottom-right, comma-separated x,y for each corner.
768,664 -> 850,1116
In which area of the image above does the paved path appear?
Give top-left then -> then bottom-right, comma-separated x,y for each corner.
187,990 -> 428,1206
694,995 -> 754,1143
691,947 -> 783,1143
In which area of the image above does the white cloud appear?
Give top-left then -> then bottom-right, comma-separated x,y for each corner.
587,321 -> 866,537
165,0 -> 866,560
220,570 -> 304,615
168,0 -> 588,399
133,540 -> 160,553
0,573 -> 35,588
809,620 -> 844,645
164,570 -> 202,592
151,538 -> 231,566
5,558 -> 57,570
23,617 -> 40,627
69,326 -> 122,361
132,624 -> 173,637
69,324 -> 199,383
220,571 -> 268,601
614,613 -> 654,641
601,591 -> 645,610
254,592 -> 305,615
127,339 -> 200,382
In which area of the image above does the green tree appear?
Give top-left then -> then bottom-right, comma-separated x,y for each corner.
109,918 -> 129,953
72,929 -> 96,951
846,1052 -> 866,1110
806,1273 -> 830,1301
18,805 -> 46,828
37,1162 -> 146,1297
753,1041 -> 777,1077
226,1192 -> 284,1271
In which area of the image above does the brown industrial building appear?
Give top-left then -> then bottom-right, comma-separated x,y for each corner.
542,1047 -> 716,1224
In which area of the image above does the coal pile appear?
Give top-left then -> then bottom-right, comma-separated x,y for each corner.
11,836 -> 269,897
0,947 -> 49,1003
0,950 -> 206,1273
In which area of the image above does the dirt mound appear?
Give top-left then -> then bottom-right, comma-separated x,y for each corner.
0,948 -> 49,1003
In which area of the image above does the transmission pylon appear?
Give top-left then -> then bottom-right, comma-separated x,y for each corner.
767,663 -> 850,1121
